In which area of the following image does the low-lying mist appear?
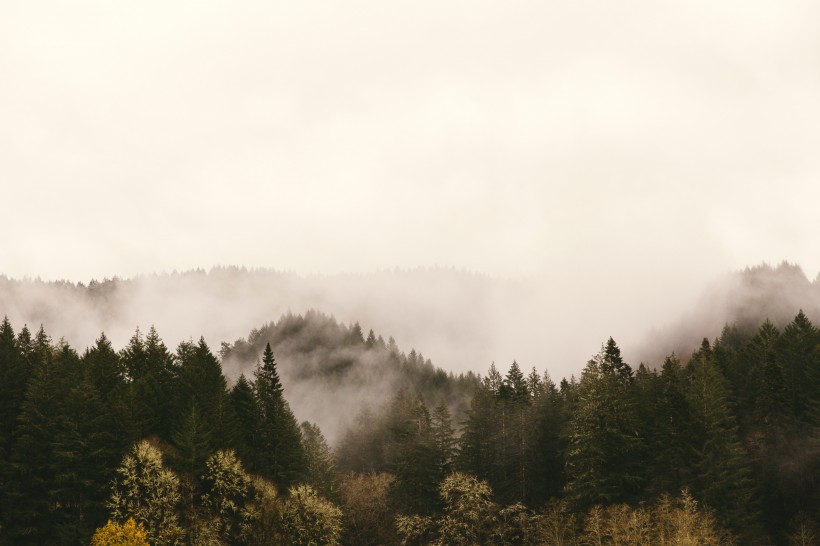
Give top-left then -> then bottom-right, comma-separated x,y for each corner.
634,261 -> 820,365
3,261 -> 816,434
0,266 -> 703,382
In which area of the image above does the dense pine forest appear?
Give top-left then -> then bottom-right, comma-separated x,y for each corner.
1,300 -> 820,543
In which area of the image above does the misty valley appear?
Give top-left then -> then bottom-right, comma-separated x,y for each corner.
1,265 -> 820,545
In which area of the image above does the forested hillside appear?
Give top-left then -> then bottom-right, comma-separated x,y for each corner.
1,304 -> 819,544
218,310 -> 478,444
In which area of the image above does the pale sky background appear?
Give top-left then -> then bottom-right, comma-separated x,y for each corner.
2,1 -> 820,373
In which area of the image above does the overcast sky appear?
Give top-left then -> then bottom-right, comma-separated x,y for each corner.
3,1 -> 820,318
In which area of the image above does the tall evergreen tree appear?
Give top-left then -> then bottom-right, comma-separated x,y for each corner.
430,402 -> 457,477
526,370 -> 566,505
646,354 -> 697,497
121,326 -> 177,440
301,421 -> 340,502
387,392 -> 441,515
0,318 -> 27,460
777,311 -> 820,423
170,338 -> 237,481
254,342 -> 306,486
496,361 -> 532,504
229,373 -> 260,468
563,341 -> 641,509
686,340 -> 761,539
3,340 -> 117,543
2,327 -> 57,544
458,369 -> 502,488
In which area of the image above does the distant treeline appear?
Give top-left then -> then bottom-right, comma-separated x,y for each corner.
0,308 -> 819,545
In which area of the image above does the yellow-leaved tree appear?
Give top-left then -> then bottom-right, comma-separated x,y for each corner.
90,518 -> 149,546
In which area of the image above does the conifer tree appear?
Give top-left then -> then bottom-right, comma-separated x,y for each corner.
646,354 -> 697,497
301,421 -> 340,502
458,371 -> 501,485
563,341 -> 641,509
121,326 -> 177,440
171,402 -> 212,480
686,340 -> 761,539
254,343 -> 306,486
430,402 -> 457,476
230,373 -> 260,468
496,361 -> 532,504
527,370 -> 566,505
778,310 -> 820,423
170,338 -> 238,483
2,330 -> 59,544
388,392 -> 441,514
83,333 -> 124,401
0,318 -> 27,460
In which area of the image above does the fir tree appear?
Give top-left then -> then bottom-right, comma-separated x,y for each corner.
430,402 -> 457,476
563,341 -> 642,509
229,373 -> 260,468
254,342 -> 306,486
686,341 -> 761,539
301,421 -> 340,502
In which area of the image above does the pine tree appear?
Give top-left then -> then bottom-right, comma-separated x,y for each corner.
168,338 -> 238,489
496,361 -> 532,504
121,326 -> 177,440
686,341 -> 761,539
2,330 -> 59,544
0,318 -> 27,460
527,370 -> 566,505
458,372 -> 501,486
778,311 -> 820,423
171,402 -> 212,480
83,333 -> 124,401
646,354 -> 697,497
254,342 -> 306,486
563,341 -> 642,509
387,392 -> 441,514
430,402 -> 457,476
2,338 -> 121,543
230,373 -> 260,469
301,421 -> 340,502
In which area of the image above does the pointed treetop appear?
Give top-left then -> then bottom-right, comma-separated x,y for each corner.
0,316 -> 15,344
258,342 -> 283,397
483,362 -> 503,393
504,361 -> 528,398
600,337 -> 632,383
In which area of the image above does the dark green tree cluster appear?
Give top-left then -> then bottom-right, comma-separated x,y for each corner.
2,308 -> 820,545
0,319 -> 313,545
338,316 -> 820,545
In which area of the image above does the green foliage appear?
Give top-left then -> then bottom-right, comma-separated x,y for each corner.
171,402 -> 213,480
109,440 -> 183,546
253,343 -> 306,486
121,326 -> 177,440
200,449 -> 254,545
339,472 -> 396,546
171,338 -> 238,473
280,484 -> 343,546
685,342 -> 760,538
229,374 -> 259,468
0,308 -> 818,544
564,341 -> 642,509
387,392 -> 442,514
459,361 -> 550,505
301,421 -> 340,502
